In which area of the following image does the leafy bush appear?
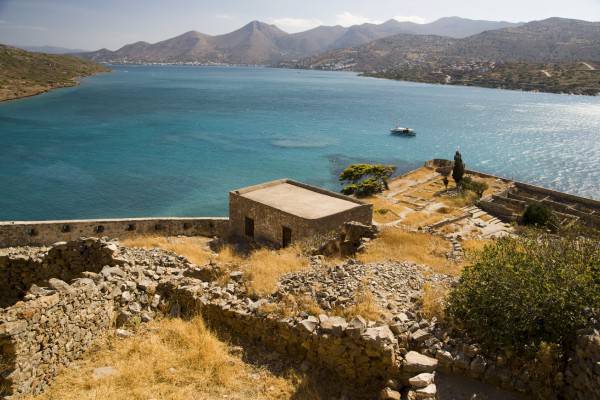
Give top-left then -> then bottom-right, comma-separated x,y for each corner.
446,232 -> 600,354
522,203 -> 554,227
461,176 -> 489,198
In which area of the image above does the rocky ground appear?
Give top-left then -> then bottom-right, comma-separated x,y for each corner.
276,257 -> 455,318
1,239 -> 530,400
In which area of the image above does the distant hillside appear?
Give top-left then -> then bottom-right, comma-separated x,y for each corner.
0,44 -> 109,102
79,17 -> 520,65
290,18 -> 600,71
398,16 -> 520,38
15,45 -> 89,54
453,18 -> 600,62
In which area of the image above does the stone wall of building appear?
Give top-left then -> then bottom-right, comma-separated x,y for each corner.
229,180 -> 372,247
0,217 -> 229,248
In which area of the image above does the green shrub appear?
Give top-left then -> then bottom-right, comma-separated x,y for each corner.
461,176 -> 489,198
522,203 -> 554,227
341,184 -> 359,196
342,178 -> 384,197
446,232 -> 600,354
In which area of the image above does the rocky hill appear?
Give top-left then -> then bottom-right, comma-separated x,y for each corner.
290,18 -> 600,71
0,44 -> 109,102
79,17 -> 519,65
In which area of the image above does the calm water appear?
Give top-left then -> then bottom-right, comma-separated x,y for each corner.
1,65 -> 600,220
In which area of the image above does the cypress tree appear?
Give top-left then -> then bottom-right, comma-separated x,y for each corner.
452,150 -> 465,190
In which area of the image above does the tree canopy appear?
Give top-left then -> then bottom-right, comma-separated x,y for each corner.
339,164 -> 396,197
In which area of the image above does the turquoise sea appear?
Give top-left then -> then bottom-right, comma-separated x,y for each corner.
1,65 -> 600,220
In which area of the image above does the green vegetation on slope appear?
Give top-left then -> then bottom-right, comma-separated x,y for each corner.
367,62 -> 600,96
0,44 -> 110,102
447,231 -> 600,354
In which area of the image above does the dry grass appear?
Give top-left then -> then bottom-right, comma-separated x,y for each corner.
121,236 -> 214,266
27,317 -> 317,400
358,228 -> 462,276
121,237 -> 308,298
243,246 -> 308,298
440,190 -> 479,208
332,290 -> 386,322
363,196 -> 410,224
421,282 -> 448,321
400,210 -> 449,228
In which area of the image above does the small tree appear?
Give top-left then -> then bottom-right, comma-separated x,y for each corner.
452,151 -> 465,191
522,203 -> 554,228
442,176 -> 449,191
339,164 -> 396,197
462,176 -> 488,198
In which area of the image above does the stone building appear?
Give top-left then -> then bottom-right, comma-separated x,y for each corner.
229,179 -> 372,247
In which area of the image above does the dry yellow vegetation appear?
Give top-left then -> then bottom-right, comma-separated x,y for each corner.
27,317 -> 320,400
121,236 -> 307,298
242,246 -> 308,297
421,282 -> 449,321
358,228 -> 462,276
332,290 -> 386,322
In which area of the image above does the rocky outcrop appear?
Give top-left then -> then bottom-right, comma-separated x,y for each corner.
564,326 -> 600,400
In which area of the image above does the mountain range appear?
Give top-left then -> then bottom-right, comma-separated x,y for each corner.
291,18 -> 600,71
79,17 -> 520,64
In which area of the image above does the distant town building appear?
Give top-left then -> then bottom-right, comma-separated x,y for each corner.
229,179 -> 372,247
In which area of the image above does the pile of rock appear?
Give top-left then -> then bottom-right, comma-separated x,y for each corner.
276,258 -> 453,316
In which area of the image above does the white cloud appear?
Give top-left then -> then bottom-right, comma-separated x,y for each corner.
335,11 -> 381,27
271,17 -> 323,32
393,15 -> 427,24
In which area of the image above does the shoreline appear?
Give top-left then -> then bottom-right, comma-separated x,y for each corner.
0,69 -> 110,103
361,73 -> 599,97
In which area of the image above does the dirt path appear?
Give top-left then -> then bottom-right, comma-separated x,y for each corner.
437,372 -> 529,400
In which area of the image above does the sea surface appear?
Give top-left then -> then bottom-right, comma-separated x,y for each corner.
1,65 -> 600,220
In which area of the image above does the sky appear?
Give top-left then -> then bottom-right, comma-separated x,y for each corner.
1,0 -> 599,50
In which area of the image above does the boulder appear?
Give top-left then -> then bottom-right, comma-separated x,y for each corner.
299,316 -> 319,333
362,325 -> 396,345
404,351 -> 438,373
320,316 -> 347,335
379,387 -> 401,400
408,373 -> 434,388
415,384 -> 437,399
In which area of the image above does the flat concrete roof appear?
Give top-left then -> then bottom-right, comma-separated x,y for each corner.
238,181 -> 363,219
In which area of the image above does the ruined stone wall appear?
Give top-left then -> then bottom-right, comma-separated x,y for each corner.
0,217 -> 229,248
0,278 -> 114,397
564,329 -> 600,400
0,239 -> 120,308
166,283 -> 406,388
1,239 -> 434,399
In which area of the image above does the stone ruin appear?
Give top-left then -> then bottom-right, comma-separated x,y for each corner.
0,238 -> 437,399
1,238 -> 599,399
